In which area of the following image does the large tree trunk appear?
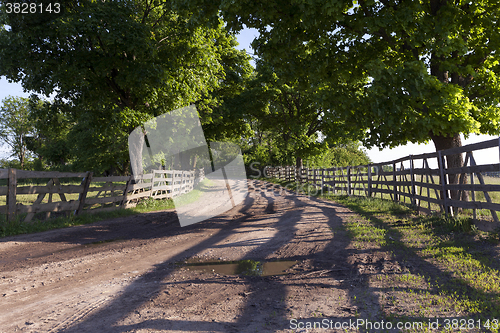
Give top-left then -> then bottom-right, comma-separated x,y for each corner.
430,132 -> 469,212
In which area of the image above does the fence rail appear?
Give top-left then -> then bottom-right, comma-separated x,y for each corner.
0,169 -> 203,223
265,137 -> 500,232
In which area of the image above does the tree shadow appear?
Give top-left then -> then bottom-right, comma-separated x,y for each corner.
317,194 -> 500,330
59,180 -> 360,332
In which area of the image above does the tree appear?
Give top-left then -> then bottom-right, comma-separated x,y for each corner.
306,141 -> 371,168
196,35 -> 255,144
26,97 -> 74,170
191,0 -> 500,202
0,0 -> 248,174
0,96 -> 34,169
242,59 -> 328,169
337,0 -> 500,202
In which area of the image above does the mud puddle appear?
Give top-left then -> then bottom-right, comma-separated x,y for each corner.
180,259 -> 298,276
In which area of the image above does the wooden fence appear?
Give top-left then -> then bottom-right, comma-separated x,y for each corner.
264,138 -> 500,232
0,169 -> 202,223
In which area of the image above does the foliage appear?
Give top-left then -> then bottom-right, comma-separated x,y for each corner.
241,127 -> 283,168
340,0 -> 500,149
241,59 -> 326,168
189,0 -> 500,151
66,106 -> 134,175
243,136 -> 370,171
0,157 -> 36,170
27,97 -> 74,171
235,52 -> 365,169
0,0 -> 248,175
305,141 -> 371,168
197,37 -> 255,143
0,96 -> 35,169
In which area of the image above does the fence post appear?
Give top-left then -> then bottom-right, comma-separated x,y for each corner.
410,155 -> 416,206
321,169 -> 325,195
437,151 -> 452,217
393,162 -> 398,202
151,170 -> 156,197
7,168 -> 17,222
76,172 -> 92,215
120,174 -> 133,208
332,168 -> 337,195
367,165 -> 372,197
470,154 -> 476,221
347,167 -> 351,196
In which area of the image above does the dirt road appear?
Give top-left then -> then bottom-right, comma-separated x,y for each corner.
0,179 -> 380,332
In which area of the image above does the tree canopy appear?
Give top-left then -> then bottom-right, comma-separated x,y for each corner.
0,96 -> 34,169
5,0 -> 496,178
181,0 -> 500,199
0,0 -> 252,174
191,0 -> 500,151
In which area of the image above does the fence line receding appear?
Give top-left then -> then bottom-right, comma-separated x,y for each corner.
264,137 -> 500,232
0,169 -> 203,223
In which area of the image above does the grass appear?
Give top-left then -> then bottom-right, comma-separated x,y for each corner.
172,177 -> 216,207
0,196 -> 175,238
262,177 -> 500,332
330,195 -> 500,332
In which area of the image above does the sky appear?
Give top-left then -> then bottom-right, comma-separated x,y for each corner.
0,27 -> 498,167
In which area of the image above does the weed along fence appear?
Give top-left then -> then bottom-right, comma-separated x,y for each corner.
265,137 -> 500,232
0,169 -> 200,223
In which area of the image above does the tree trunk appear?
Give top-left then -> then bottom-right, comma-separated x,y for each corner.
296,157 -> 303,183
430,132 -> 469,211
20,149 -> 25,170
128,127 -> 146,176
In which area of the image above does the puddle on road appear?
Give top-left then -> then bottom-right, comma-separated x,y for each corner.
180,259 -> 298,277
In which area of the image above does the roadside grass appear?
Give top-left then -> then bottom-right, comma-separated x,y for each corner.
330,195 -> 500,332
172,177 -> 216,207
0,197 -> 175,238
260,177 -> 500,332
